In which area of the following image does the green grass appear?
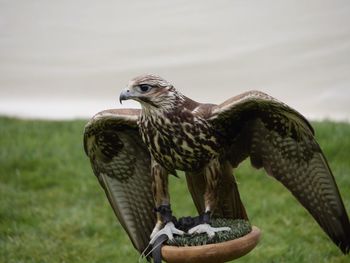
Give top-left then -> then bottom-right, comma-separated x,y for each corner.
0,117 -> 349,263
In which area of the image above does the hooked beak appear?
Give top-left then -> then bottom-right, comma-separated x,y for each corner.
119,88 -> 133,104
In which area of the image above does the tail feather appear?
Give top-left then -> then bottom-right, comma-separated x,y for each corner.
185,160 -> 248,220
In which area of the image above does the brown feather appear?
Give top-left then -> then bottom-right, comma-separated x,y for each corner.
208,90 -> 350,253
186,160 -> 248,220
86,74 -> 350,255
84,109 -> 156,254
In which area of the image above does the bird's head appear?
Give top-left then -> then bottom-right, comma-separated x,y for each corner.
119,74 -> 183,111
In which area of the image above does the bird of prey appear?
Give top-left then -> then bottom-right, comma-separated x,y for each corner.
84,74 -> 350,256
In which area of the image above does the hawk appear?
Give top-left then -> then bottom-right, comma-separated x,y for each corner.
84,74 -> 350,256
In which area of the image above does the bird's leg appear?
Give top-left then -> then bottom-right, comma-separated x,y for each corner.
188,158 -> 231,237
149,160 -> 184,244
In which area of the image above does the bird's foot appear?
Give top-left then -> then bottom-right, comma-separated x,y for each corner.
188,223 -> 231,238
150,221 -> 163,240
149,221 -> 184,245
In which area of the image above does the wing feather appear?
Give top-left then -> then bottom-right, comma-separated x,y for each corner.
208,90 -> 350,253
84,109 -> 156,253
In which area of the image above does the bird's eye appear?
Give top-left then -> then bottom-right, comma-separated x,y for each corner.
138,84 -> 152,93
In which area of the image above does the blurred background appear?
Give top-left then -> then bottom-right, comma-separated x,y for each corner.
1,0 -> 350,120
1,1 -> 350,263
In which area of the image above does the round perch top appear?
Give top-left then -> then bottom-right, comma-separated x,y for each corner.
161,226 -> 261,263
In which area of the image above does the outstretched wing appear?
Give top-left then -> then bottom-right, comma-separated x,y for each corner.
208,90 -> 350,254
84,109 -> 156,253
